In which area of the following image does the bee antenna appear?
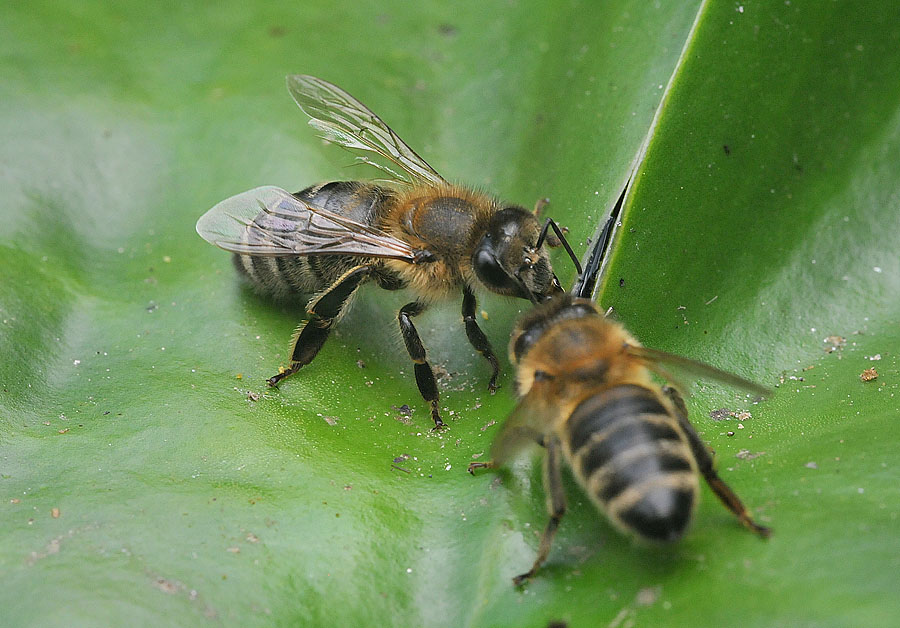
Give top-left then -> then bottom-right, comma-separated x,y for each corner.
537,218 -> 582,276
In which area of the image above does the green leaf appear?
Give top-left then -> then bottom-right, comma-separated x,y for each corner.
2,1 -> 898,627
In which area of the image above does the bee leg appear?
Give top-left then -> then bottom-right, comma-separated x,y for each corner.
267,265 -> 371,387
514,436 -> 567,586
462,287 -> 500,393
467,460 -> 494,474
662,386 -> 772,539
398,301 -> 443,429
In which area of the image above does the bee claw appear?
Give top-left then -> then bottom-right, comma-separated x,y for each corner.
512,572 -> 533,587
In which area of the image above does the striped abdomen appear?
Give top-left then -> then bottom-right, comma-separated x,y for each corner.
566,384 -> 699,542
233,181 -> 397,300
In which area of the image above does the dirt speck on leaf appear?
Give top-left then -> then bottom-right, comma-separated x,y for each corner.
736,449 -> 765,460
860,367 -> 878,382
824,335 -> 846,354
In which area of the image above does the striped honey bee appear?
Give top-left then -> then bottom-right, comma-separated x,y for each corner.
197,75 -> 576,428
470,223 -> 771,584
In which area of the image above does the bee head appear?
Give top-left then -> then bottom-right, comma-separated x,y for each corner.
473,207 -> 560,302
510,295 -> 599,364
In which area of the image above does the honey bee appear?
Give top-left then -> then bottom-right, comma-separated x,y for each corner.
197,75 -> 577,428
469,229 -> 772,584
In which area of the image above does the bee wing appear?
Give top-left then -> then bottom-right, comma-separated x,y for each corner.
286,75 -> 446,187
196,186 -> 426,261
626,345 -> 772,399
489,389 -> 554,467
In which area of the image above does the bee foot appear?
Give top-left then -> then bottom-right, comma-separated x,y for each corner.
512,572 -> 534,587
267,366 -> 298,387
467,461 -> 493,474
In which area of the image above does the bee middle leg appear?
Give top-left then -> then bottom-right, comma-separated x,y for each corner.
398,300 -> 443,429
662,386 -> 772,538
514,435 -> 567,586
462,287 -> 500,393
267,265 -> 371,387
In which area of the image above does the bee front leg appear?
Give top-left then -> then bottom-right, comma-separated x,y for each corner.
398,300 -> 443,429
267,265 -> 371,387
662,386 -> 772,538
462,287 -> 500,393
514,436 -> 567,586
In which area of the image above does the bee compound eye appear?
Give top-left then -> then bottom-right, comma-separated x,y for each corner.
473,248 -> 516,292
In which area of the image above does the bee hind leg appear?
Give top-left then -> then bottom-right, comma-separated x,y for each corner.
267,265 -> 371,387
398,300 -> 443,429
662,386 -> 772,538
462,287 -> 500,393
514,436 -> 567,586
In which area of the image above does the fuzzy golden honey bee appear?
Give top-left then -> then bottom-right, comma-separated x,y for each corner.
470,235 -> 771,584
197,75 -> 575,427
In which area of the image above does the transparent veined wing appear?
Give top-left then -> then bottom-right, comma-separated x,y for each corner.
286,74 -> 446,187
487,387 -> 556,467
626,345 -> 772,399
196,186 -> 430,262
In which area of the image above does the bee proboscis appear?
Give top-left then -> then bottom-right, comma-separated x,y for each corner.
197,75 -> 578,428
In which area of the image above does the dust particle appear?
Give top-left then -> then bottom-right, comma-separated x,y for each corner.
805,461 -> 818,469
736,449 -> 765,460
226,547 -> 240,554
709,408 -> 732,420
635,585 -> 661,606
356,359 -> 366,368
392,404 -> 412,425
860,368 -> 878,382
153,578 -> 179,594
823,335 -> 846,353
322,415 -> 339,426
247,391 -> 260,402
480,419 -> 497,432
51,507 -> 60,518
235,373 -> 243,380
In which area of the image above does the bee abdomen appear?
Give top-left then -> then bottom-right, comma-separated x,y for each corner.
233,182 -> 390,300
233,253 -> 349,301
567,384 -> 698,542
